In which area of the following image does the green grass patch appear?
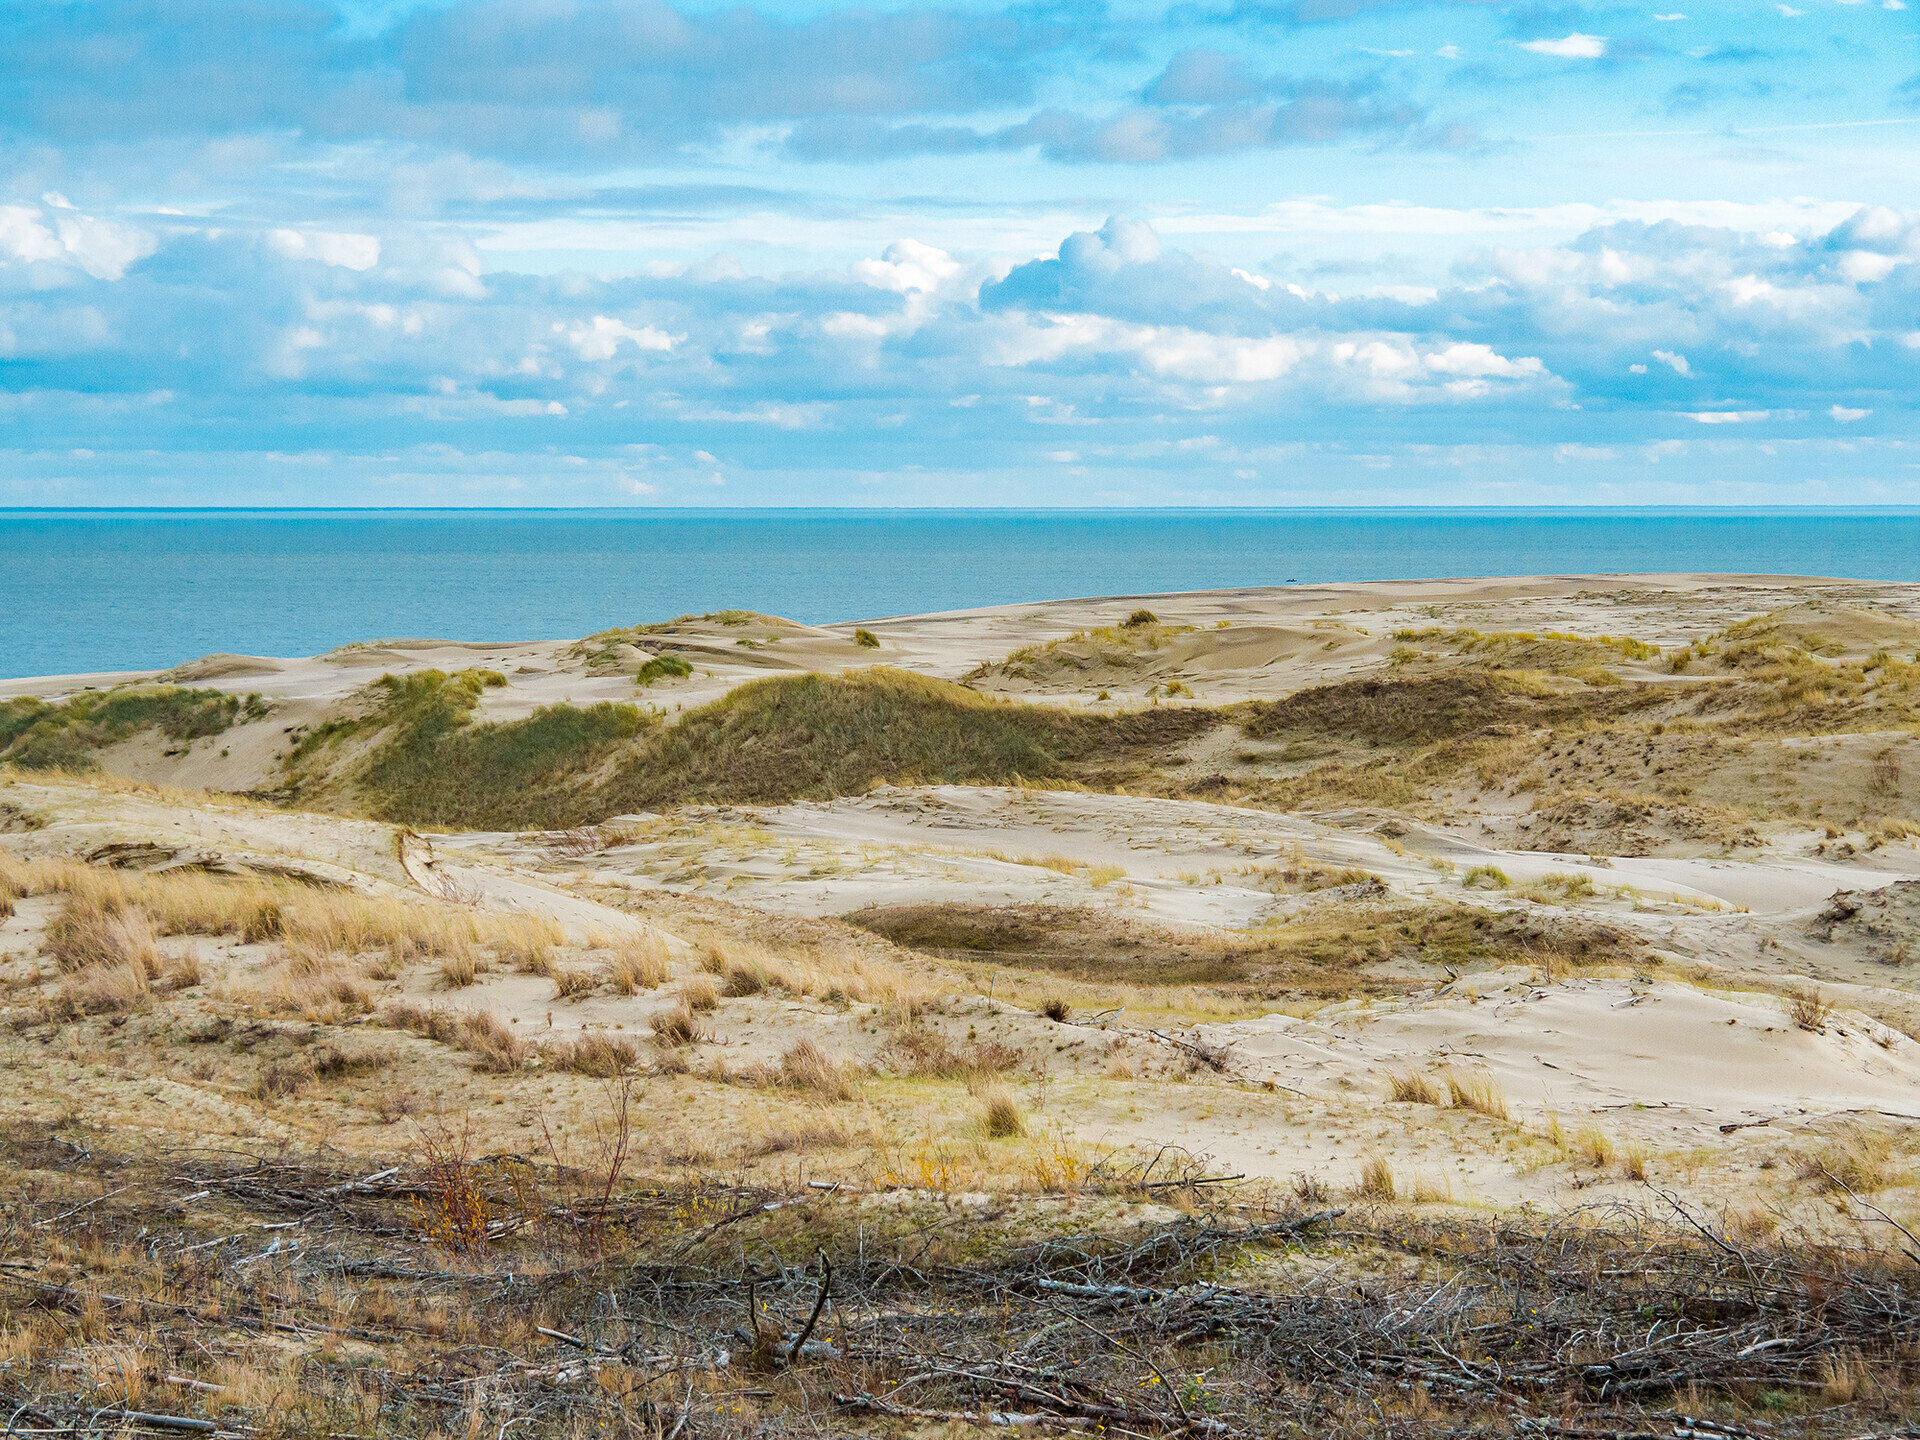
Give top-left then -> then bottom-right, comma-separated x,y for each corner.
0,687 -> 265,771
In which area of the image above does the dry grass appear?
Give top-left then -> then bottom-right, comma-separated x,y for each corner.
779,1038 -> 861,1102
384,1002 -> 530,1072
492,913 -> 563,976
680,976 -> 719,1012
1355,1153 -> 1396,1200
749,1112 -> 854,1154
253,955 -> 375,1024
981,1083 -> 1026,1138
1386,1070 -> 1443,1105
1574,1127 -> 1616,1168
1789,985 -> 1835,1032
1620,1142 -> 1650,1182
607,932 -> 670,993
1445,1069 -> 1510,1121
1802,1127 -> 1899,1193
548,1032 -> 640,1077
438,951 -> 477,988
879,1026 -> 1024,1080
550,967 -> 596,1000
649,1001 -> 698,1047
697,932 -> 925,1006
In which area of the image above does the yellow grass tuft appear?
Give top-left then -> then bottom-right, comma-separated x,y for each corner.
551,967 -> 596,1000
606,932 -> 670,993
1387,1070 -> 1443,1106
981,1083 -> 1025,1138
649,1001 -> 698,1047
779,1038 -> 861,1102
549,1032 -> 640,1077
1354,1154 -> 1396,1200
1445,1069 -> 1510,1121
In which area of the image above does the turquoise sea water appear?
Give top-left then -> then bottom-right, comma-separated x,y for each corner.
5,508 -> 1920,680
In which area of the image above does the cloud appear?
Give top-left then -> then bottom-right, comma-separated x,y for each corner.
1517,33 -> 1607,58
2,196 -> 1918,501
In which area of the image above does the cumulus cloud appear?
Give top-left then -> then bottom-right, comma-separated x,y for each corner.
1,194 -> 1917,500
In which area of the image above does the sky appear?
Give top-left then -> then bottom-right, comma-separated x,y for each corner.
2,0 -> 1919,506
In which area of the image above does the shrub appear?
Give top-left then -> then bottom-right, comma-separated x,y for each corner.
981,1083 -> 1025,1138
853,629 -> 880,649
636,653 -> 694,686
1462,865 -> 1510,890
1123,609 -> 1158,628
1789,986 -> 1834,1033
1039,995 -> 1071,1023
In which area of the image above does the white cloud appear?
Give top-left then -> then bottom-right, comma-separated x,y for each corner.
0,203 -> 155,281
1685,411 -> 1773,424
1775,4 -> 1802,14
1829,405 -> 1871,422
269,229 -> 380,271
854,239 -> 961,295
561,316 -> 675,361
1652,12 -> 1686,19
1652,350 -> 1691,375
1518,33 -> 1607,57
1435,44 -> 1461,58
1423,342 -> 1544,379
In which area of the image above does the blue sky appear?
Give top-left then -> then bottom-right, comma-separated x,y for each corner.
2,0 -> 1918,505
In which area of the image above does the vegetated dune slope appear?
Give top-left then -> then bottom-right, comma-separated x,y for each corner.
6,575 -> 1920,1436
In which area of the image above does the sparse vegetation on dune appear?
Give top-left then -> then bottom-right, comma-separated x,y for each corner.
849,899 -> 1641,993
1,686 -> 266,770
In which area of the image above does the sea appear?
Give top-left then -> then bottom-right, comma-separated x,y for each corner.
6,508 -> 1920,681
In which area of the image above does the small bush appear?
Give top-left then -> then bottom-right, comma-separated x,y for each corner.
385,1003 -> 529,1072
636,652 -> 694,686
1039,995 -> 1071,1023
981,1083 -> 1025,1138
1123,609 -> 1158,628
1462,865 -> 1510,891
1789,986 -> 1834,1033
853,629 -> 880,649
